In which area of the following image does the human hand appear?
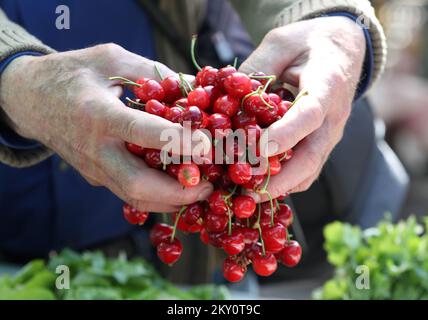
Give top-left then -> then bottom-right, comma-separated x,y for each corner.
0,43 -> 213,212
240,17 -> 366,201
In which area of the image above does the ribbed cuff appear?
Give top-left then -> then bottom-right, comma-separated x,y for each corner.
272,0 -> 387,89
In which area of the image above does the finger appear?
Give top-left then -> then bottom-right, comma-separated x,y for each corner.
93,92 -> 211,154
100,141 -> 214,206
260,94 -> 324,157
247,123 -> 335,202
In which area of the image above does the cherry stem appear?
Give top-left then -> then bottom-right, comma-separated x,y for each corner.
171,206 -> 187,241
256,203 -> 266,256
224,184 -> 238,201
154,63 -> 164,81
266,192 -> 274,227
290,89 -> 309,108
240,87 -> 262,108
279,152 -> 288,162
191,35 -> 202,72
259,157 -> 271,194
109,76 -> 142,87
125,97 -> 145,108
227,207 -> 232,236
232,57 -> 238,69
178,73 -> 189,97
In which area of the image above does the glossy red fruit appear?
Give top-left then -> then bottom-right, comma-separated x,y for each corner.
208,190 -> 229,215
245,242 -> 263,261
224,138 -> 246,163
132,78 -> 149,97
200,228 -> 210,245
242,92 -> 270,116
164,106 -> 184,123
157,238 -> 183,265
207,230 -> 227,248
252,253 -> 278,276
257,102 -> 279,127
177,163 -> 200,187
145,99 -> 167,117
213,95 -> 240,118
200,164 -> 223,183
196,66 -> 218,87
136,79 -> 165,102
268,156 -> 281,176
182,106 -> 203,129
160,76 -> 182,103
241,227 -> 259,245
172,97 -> 189,109
228,163 -> 252,185
208,113 -> 232,138
123,204 -> 149,225
223,257 -> 246,282
232,111 -> 257,130
224,72 -> 253,99
242,174 -> 265,191
251,79 -> 263,91
268,93 -> 281,105
125,142 -> 145,157
166,164 -> 180,178
217,173 -> 234,190
203,85 -> 222,109
222,229 -> 245,255
216,66 -> 237,91
187,87 -> 210,110
262,223 -> 287,253
278,100 -> 292,117
279,240 -> 302,267
232,195 -> 256,219
173,211 -> 202,233
276,203 -> 293,228
144,149 -> 162,169
182,202 -> 204,225
250,72 -> 270,87
204,212 -> 228,232
150,223 -> 173,246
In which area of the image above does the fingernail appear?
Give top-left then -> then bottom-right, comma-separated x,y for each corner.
197,187 -> 213,201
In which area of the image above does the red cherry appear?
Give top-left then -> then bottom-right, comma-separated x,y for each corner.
160,76 -> 182,103
125,142 -> 145,157
145,99 -> 167,117
242,92 -> 269,116
144,149 -> 162,169
257,102 -> 279,127
177,163 -> 200,187
228,163 -> 252,185
200,164 -> 223,183
208,190 -> 229,215
173,211 -> 202,233
232,195 -> 256,219
224,72 -> 253,99
213,95 -> 240,117
217,173 -> 234,190
279,240 -> 302,267
157,238 -> 183,265
268,156 -> 281,176
207,230 -> 227,248
242,174 -> 265,191
268,93 -> 281,105
216,66 -> 237,91
132,78 -> 149,98
203,85 -> 222,110
182,106 -> 203,129
249,72 -> 270,87
262,223 -> 287,253
200,228 -> 210,245
222,229 -> 245,255
204,212 -> 228,232
223,257 -> 246,282
241,227 -> 259,245
196,66 -> 218,87
252,253 -> 278,276
182,202 -> 204,225
208,113 -> 232,138
172,97 -> 189,109
166,164 -> 180,178
251,79 -> 263,91
164,106 -> 184,123
278,100 -> 292,117
136,79 -> 165,102
123,203 -> 149,225
276,203 -> 293,228
245,242 -> 263,261
224,138 -> 246,162
150,223 -> 173,246
232,111 -> 257,130
188,87 -> 210,110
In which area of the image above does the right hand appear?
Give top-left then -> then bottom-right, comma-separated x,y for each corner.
0,43 -> 213,212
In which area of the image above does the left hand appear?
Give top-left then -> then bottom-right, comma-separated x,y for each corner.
240,17 -> 366,202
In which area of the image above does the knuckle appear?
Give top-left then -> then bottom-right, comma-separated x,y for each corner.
306,104 -> 324,128
171,191 -> 197,206
124,178 -> 143,200
95,43 -> 124,57
264,27 -> 284,43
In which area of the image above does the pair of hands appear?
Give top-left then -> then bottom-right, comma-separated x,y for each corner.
0,17 -> 365,211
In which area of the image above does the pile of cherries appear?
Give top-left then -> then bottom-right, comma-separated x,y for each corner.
111,37 -> 303,282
